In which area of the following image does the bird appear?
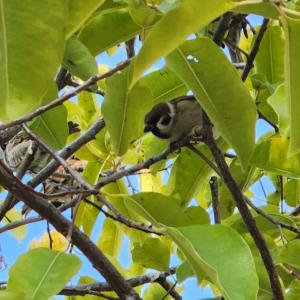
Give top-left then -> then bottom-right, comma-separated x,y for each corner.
144,97 -> 203,143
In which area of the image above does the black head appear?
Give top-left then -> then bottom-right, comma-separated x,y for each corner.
144,102 -> 175,139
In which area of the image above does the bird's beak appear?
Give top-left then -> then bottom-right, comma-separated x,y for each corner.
144,124 -> 153,133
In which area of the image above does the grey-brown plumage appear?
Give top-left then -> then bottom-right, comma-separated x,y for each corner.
144,98 -> 202,142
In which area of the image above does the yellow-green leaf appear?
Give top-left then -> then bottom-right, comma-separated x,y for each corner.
132,0 -> 235,83
102,68 -> 152,155
0,0 -> 67,121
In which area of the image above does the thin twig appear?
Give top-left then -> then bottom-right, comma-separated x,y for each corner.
47,222 -> 53,249
158,278 -> 181,300
59,268 -> 176,296
210,176 -> 221,224
0,60 -> 130,131
241,18 -> 269,81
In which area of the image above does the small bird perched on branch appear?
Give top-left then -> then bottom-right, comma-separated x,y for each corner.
144,97 -> 203,143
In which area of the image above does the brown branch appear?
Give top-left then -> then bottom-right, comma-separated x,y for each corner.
0,161 -> 141,300
241,18 -> 269,81
209,176 -> 221,224
0,60 -> 130,131
59,268 -> 176,296
158,278 -> 181,300
202,121 -> 284,300
84,198 -> 162,235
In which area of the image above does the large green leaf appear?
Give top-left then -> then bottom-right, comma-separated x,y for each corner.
251,136 -> 300,178
167,38 -> 256,168
66,0 -> 106,38
131,0 -> 235,83
102,68 -> 152,156
0,1 -> 67,121
281,15 -> 300,155
165,145 -> 214,207
139,66 -> 188,104
79,9 -> 141,56
29,83 -> 68,150
125,192 -> 210,227
63,38 -> 98,81
255,25 -> 285,85
131,237 -> 170,271
166,225 -> 259,300
7,248 -> 81,300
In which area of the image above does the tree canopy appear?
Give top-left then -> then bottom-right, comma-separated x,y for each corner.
1,1 -> 300,299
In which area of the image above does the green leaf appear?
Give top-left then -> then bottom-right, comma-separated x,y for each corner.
98,218 -> 122,257
139,66 -> 188,104
125,192 -> 209,227
255,24 -> 285,85
166,225 -> 259,300
268,84 -> 289,136
29,83 -> 68,150
284,179 -> 300,207
233,2 -> 280,19
251,136 -> 300,178
286,280 -> 300,300
167,38 -> 256,168
7,248 -> 81,300
176,260 -> 194,283
79,9 -> 141,56
131,238 -> 170,271
281,16 -> 300,155
66,0 -> 106,38
63,38 -> 98,81
165,142 -> 226,206
0,291 -> 25,300
132,0 -> 236,83
143,283 -> 172,300
75,161 -> 102,235
102,68 -> 152,155
0,0 -> 67,121
278,240 -> 300,269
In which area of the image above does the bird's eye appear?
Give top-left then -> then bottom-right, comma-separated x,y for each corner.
160,115 -> 171,125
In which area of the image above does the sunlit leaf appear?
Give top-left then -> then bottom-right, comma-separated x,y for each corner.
166,225 -> 258,300
79,9 -> 141,56
7,248 -> 81,300
29,83 -> 68,150
132,0 -> 235,83
251,136 -> 300,178
2,208 -> 26,241
98,218 -> 122,257
281,15 -> 300,155
278,240 -> 300,269
131,237 -> 170,271
29,231 -> 68,252
0,0 -> 67,121
63,38 -> 98,81
102,68 -> 152,155
66,0 -> 106,38
0,291 -> 25,300
255,24 -> 285,85
139,66 -> 188,104
167,38 -> 256,168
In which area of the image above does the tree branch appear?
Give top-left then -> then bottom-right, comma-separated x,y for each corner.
209,176 -> 221,224
241,18 -> 269,81
0,161 -> 141,300
0,60 -> 129,131
202,121 -> 284,300
59,268 -> 176,296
